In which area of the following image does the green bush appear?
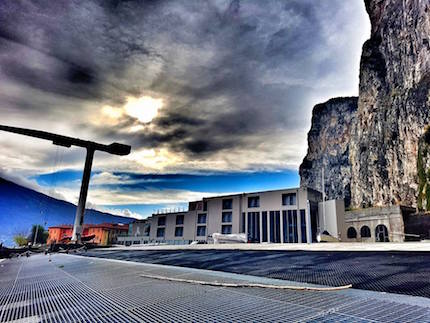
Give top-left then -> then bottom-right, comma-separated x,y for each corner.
13,234 -> 28,247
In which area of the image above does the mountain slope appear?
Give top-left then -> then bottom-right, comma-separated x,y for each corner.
299,97 -> 358,207
0,177 -> 134,246
350,0 -> 430,208
301,0 -> 430,209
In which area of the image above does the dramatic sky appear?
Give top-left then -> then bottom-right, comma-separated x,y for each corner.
0,0 -> 370,218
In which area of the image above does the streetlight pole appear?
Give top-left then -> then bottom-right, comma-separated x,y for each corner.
71,147 -> 94,243
0,125 -> 131,244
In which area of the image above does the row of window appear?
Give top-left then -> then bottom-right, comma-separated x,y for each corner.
158,213 -> 203,226
157,224 -> 233,237
156,225 -> 208,237
221,193 -> 297,209
347,225 -> 374,239
241,209 -> 306,243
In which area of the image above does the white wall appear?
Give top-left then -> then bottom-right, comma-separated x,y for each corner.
318,199 -> 345,239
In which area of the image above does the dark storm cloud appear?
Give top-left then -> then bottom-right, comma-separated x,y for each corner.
0,0 -> 367,162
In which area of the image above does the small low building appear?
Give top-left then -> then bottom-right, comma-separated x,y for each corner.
343,206 -> 415,242
48,223 -> 128,246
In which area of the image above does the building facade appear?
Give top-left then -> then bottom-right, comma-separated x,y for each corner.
48,223 -> 128,246
118,187 -> 325,245
343,206 -> 415,243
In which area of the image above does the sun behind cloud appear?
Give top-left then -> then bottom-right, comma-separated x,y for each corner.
124,96 -> 163,123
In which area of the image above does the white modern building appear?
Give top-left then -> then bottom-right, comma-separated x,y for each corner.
117,186 -> 343,246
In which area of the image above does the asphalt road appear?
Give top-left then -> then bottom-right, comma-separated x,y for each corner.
80,249 -> 430,298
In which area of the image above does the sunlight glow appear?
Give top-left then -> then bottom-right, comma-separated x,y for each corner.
124,96 -> 163,123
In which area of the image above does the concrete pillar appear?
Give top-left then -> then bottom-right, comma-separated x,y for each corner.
306,200 -> 312,244
296,210 -> 302,244
244,211 -> 248,240
280,211 -> 284,243
259,212 -> 263,243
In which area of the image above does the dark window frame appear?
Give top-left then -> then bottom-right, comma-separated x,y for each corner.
197,213 -> 207,224
222,211 -> 232,223
176,214 -> 184,225
360,225 -> 371,238
248,196 -> 260,208
156,227 -> 165,238
347,227 -> 357,239
221,224 -> 232,234
157,216 -> 166,226
222,198 -> 233,210
175,226 -> 184,237
196,225 -> 206,236
282,193 -> 297,206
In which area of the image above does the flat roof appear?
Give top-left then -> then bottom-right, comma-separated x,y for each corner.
203,186 -> 310,200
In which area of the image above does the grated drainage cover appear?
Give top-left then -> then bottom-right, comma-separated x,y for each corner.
81,249 -> 430,298
0,254 -> 429,322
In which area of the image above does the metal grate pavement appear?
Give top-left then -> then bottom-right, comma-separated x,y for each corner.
0,254 -> 429,322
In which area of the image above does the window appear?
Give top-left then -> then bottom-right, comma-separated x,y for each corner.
143,225 -> 150,237
196,226 -> 206,236
282,211 -> 288,243
133,240 -> 140,244
248,196 -> 260,208
156,228 -> 165,238
197,213 -> 207,224
158,216 -> 166,226
175,227 -> 183,237
176,214 -> 184,225
247,212 -> 260,242
203,201 -> 207,211
288,210 -> 298,243
300,209 -> 306,243
222,198 -> 233,209
282,193 -> 296,206
360,225 -> 371,238
222,212 -> 232,223
375,224 -> 389,242
222,225 -> 232,234
240,212 -> 246,233
347,227 -> 357,239
262,211 -> 268,242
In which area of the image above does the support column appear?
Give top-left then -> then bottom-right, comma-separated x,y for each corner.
296,210 -> 302,244
259,212 -> 263,243
72,147 -> 94,243
244,212 -> 248,241
306,200 -> 312,244
280,211 -> 284,243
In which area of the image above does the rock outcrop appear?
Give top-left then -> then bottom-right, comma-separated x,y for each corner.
299,97 -> 358,207
350,0 -> 430,208
417,127 -> 430,211
301,0 -> 430,209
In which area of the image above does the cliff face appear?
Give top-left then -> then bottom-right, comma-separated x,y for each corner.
299,97 -> 358,207
350,0 -> 430,208
417,128 -> 430,211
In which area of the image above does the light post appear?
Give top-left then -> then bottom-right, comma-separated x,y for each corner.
0,125 -> 131,243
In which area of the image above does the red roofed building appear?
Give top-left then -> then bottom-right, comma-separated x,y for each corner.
48,223 -> 129,246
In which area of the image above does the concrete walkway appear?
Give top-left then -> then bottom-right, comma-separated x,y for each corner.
1,254 -> 430,322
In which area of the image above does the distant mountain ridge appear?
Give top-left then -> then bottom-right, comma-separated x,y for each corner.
0,177 -> 134,246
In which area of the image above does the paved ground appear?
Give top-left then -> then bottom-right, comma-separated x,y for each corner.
108,241 -> 430,252
81,249 -> 430,298
1,254 -> 430,322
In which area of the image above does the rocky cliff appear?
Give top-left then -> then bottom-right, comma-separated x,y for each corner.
350,0 -> 430,208
299,97 -> 358,207
301,0 -> 430,209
